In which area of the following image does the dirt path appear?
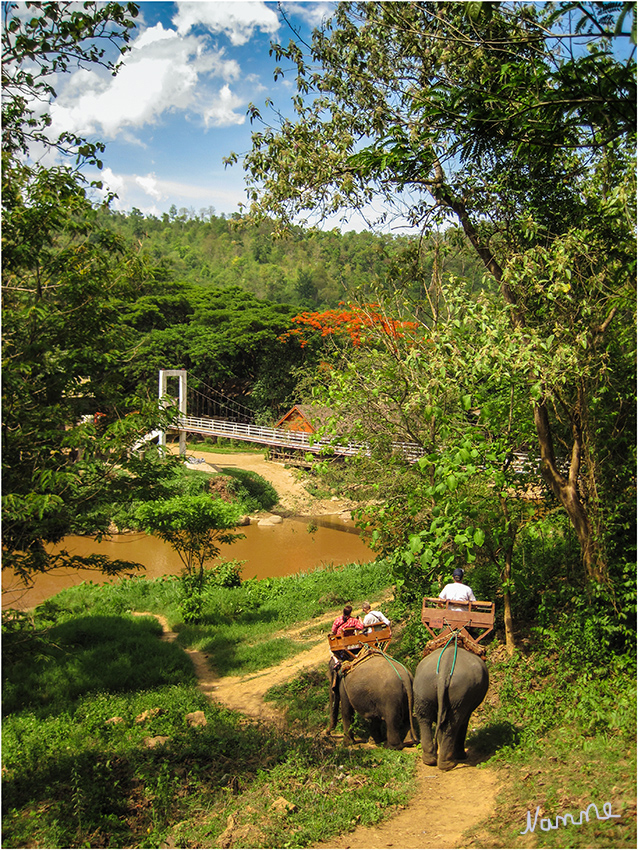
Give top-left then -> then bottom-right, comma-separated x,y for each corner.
137,611 -> 499,849
176,447 -> 356,516
313,759 -> 499,849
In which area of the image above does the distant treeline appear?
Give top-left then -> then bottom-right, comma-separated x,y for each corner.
88,208 -> 485,421
96,206 -> 485,309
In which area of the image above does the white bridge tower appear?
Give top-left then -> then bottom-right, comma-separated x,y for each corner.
158,369 -> 187,455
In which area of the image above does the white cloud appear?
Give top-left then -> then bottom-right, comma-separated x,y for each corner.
47,20 -> 247,140
204,84 -> 246,127
284,2 -> 335,28
95,167 -> 247,214
93,166 -> 128,204
173,1 -> 279,45
135,173 -> 163,200
131,21 -> 176,50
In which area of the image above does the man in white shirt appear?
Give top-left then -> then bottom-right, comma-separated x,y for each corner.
439,568 -> 476,611
361,601 -> 390,630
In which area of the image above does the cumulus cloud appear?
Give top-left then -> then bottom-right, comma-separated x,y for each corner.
284,2 -> 335,27
95,166 -> 247,215
204,84 -> 246,127
173,1 -> 279,45
48,18 -> 248,141
135,173 -> 163,201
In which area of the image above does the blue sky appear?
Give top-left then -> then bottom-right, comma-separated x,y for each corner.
46,1 -> 337,221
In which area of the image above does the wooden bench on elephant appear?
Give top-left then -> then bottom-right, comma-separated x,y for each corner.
421,597 -> 495,647
328,623 -> 392,659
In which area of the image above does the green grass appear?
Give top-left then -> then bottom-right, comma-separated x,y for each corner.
2,560 -> 420,849
264,668 -> 331,731
458,646 -> 637,849
184,438 -> 266,455
2,613 -> 195,717
219,465 -> 279,512
3,561 -> 635,849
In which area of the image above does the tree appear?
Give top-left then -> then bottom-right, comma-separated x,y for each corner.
0,2 -> 183,585
135,494 -> 243,622
237,1 -> 636,591
297,281 -> 550,651
2,1 -> 138,163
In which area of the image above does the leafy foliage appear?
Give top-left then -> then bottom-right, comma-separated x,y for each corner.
1,1 -> 181,583
239,0 -> 636,598
96,206 -> 485,308
2,1 -> 139,163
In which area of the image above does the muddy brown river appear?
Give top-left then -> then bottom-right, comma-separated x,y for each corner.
2,515 -> 375,611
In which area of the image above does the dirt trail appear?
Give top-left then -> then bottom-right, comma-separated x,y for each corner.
177,448 -> 355,517
137,611 -> 499,849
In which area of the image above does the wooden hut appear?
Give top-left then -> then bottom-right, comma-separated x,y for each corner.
275,404 -> 332,434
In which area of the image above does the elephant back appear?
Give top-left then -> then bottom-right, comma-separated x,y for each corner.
340,645 -> 409,682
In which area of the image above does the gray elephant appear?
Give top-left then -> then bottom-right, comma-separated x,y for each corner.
413,645 -> 489,770
328,652 -> 417,749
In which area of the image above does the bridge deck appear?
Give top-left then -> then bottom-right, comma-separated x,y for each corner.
174,415 -> 425,461
164,414 -> 532,470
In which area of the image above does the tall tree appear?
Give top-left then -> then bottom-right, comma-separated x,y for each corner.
236,1 -> 636,589
0,2 -> 182,584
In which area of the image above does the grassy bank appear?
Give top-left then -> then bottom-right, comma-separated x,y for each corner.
2,560 -> 635,849
3,561 -> 416,849
184,437 -> 267,455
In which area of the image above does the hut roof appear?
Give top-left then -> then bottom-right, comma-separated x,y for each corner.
275,405 -> 334,432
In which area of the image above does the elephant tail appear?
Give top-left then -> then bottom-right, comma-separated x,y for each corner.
434,649 -> 452,747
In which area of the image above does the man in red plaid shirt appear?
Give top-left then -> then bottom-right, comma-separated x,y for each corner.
330,605 -> 365,687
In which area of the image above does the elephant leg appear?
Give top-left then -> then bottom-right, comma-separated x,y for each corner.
327,663 -> 342,734
341,691 -> 355,744
453,715 -> 470,761
437,727 -> 459,772
384,704 -> 405,750
328,685 -> 337,733
369,716 -> 385,745
417,715 -> 437,765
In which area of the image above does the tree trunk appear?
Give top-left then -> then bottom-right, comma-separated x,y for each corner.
499,518 -> 517,655
533,401 -> 604,583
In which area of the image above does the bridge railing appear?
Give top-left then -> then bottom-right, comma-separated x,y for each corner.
174,415 -> 536,471
177,415 -> 369,457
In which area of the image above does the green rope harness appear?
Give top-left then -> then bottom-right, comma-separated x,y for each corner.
340,645 -> 410,683
436,629 -> 461,679
377,648 -> 412,683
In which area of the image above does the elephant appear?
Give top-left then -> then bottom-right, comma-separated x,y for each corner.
328,652 -> 417,749
413,645 -> 489,770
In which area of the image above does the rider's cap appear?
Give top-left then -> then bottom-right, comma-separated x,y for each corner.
452,568 -> 464,579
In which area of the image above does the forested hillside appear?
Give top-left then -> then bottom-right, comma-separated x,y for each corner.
89,207 -> 485,417
97,206 -> 484,308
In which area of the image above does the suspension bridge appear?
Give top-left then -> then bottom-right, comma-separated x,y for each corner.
153,369 -> 532,471
155,370 -> 424,462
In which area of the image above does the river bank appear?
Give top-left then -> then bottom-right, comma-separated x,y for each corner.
2,450 -> 373,611
178,447 -> 358,518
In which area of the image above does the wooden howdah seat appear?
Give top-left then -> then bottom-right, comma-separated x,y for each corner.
328,622 -> 392,659
421,597 -> 495,657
